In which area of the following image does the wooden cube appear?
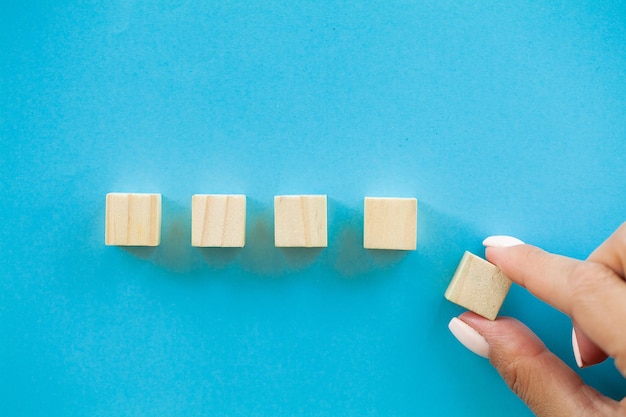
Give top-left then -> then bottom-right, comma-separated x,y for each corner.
363,197 -> 417,250
105,193 -> 161,246
191,194 -> 246,247
274,195 -> 327,247
444,251 -> 512,320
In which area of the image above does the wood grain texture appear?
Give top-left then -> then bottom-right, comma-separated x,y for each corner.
191,194 -> 246,247
363,197 -> 417,250
274,195 -> 327,247
105,193 -> 161,246
444,251 -> 512,320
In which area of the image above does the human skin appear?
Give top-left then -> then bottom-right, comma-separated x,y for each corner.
453,223 -> 626,416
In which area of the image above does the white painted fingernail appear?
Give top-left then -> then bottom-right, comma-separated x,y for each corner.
448,317 -> 489,358
572,328 -> 583,368
483,235 -> 525,248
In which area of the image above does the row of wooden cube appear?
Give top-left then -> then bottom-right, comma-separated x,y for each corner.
105,193 -> 418,250
105,193 -> 511,321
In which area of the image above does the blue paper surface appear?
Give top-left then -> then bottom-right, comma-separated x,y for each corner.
1,1 -> 625,416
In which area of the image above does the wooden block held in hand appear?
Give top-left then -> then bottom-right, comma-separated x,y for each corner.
445,251 -> 512,320
191,194 -> 246,247
363,197 -> 417,250
105,193 -> 161,246
274,195 -> 327,247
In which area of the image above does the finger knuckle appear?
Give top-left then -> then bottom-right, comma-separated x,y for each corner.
500,352 -> 615,416
497,352 -> 559,412
569,263 -> 616,310
499,357 -> 533,401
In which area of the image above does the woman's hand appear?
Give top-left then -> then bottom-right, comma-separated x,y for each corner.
448,223 -> 626,416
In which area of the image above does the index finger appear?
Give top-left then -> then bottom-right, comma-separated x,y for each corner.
486,244 -> 626,376
486,245 -> 579,313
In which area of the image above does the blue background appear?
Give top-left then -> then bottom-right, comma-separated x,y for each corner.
1,1 -> 625,416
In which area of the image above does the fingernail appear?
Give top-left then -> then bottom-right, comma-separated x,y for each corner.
572,328 -> 583,368
483,235 -> 525,248
448,317 -> 489,358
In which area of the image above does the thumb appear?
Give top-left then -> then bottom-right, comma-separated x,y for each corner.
451,312 -> 618,417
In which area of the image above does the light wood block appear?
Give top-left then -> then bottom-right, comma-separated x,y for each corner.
191,194 -> 246,247
363,197 -> 417,250
105,193 -> 161,246
274,195 -> 327,247
445,251 -> 512,320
